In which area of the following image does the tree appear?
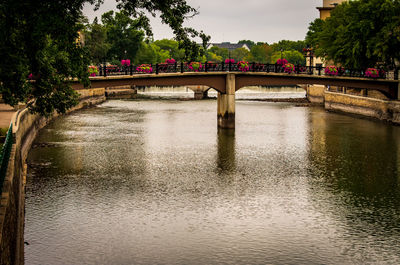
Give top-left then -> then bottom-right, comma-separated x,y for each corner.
306,0 -> 400,69
238,40 -> 255,49
231,48 -> 250,62
245,44 -> 273,63
135,42 -> 170,64
270,40 -> 306,54
153,39 -> 185,61
84,19 -> 111,64
101,10 -> 146,62
0,0 -> 209,115
271,50 -> 305,66
207,46 -> 229,60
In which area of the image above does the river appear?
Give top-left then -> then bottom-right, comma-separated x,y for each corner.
25,88 -> 400,264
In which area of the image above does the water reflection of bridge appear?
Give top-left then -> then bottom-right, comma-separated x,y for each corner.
71,72 -> 399,129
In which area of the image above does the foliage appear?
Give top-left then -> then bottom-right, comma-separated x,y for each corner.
270,40 -> 306,54
0,0 -> 209,115
135,42 -> 170,64
245,44 -> 273,63
84,20 -> 111,64
238,40 -> 255,49
231,48 -> 250,62
208,46 -> 229,60
153,39 -> 185,61
271,50 -> 305,66
306,0 -> 400,69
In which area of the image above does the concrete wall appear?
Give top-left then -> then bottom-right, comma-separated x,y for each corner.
307,85 -> 400,125
0,88 -> 105,265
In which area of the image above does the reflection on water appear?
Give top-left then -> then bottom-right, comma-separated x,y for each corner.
25,99 -> 400,264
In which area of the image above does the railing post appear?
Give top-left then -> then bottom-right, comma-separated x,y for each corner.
318,66 -> 321,76
174,62 -> 177,73
266,64 -> 270,73
229,61 -> 232,72
394,68 -> 399,80
156,63 -> 159,74
181,62 -> 184,73
130,65 -> 133,75
274,63 -> 278,73
221,62 -> 225,71
205,61 -> 208,72
103,65 -> 107,77
252,62 -> 255,72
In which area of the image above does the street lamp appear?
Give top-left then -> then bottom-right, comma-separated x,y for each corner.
280,48 -> 283,60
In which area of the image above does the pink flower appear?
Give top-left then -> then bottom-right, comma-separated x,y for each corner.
225,59 -> 235,64
121,59 -> 126,66
28,73 -> 33,79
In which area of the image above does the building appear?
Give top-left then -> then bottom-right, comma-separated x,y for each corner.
312,0 -> 347,67
207,42 -> 250,51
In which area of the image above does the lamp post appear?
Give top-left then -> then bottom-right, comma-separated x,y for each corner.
280,48 -> 283,60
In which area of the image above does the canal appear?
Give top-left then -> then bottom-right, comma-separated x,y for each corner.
25,89 -> 400,264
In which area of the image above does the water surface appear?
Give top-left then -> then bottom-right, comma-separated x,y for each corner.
25,97 -> 400,264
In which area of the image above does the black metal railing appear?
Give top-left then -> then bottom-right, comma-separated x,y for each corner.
0,124 -> 13,196
96,62 -> 398,81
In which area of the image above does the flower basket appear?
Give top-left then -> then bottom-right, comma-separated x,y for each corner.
136,64 -> 153,73
237,61 -> 249,72
121,59 -> 131,66
225,59 -> 235,64
283,63 -> 295,74
165,58 -> 176,64
188,62 -> 202,72
276,58 -> 288,66
88,65 -> 98,77
365,68 -> 380,78
325,65 -> 338,76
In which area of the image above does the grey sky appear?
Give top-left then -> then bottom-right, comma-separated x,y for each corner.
83,0 -> 321,44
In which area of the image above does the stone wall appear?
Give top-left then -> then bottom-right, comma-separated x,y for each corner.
307,85 -> 400,125
0,88 -> 105,265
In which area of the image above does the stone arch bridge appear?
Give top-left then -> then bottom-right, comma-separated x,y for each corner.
71,72 -> 399,128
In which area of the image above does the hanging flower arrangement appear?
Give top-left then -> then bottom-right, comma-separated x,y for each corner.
165,58 -> 176,64
365,68 -> 379,78
225,59 -> 235,64
276,58 -> 288,66
283,63 -> 295,74
237,61 -> 249,72
88,65 -> 98,77
136,64 -> 153,73
325,65 -> 338,76
188,62 -> 202,72
121,59 -> 131,66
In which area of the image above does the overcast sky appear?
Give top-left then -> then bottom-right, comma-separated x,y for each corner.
83,0 -> 321,44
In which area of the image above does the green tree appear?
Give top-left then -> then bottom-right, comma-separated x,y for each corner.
271,40 -> 306,54
153,39 -> 185,61
245,44 -> 273,63
238,40 -> 255,49
306,0 -> 400,69
0,0 -> 209,115
271,50 -> 305,66
208,46 -> 229,60
84,18 -> 111,64
231,48 -> 250,62
101,10 -> 146,62
135,42 -> 171,64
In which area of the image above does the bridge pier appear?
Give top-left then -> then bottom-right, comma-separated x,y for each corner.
217,74 -> 235,129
